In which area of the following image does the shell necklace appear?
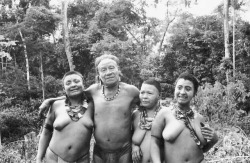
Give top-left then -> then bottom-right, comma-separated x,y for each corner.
139,105 -> 161,130
65,99 -> 88,121
102,84 -> 120,101
173,104 -> 203,149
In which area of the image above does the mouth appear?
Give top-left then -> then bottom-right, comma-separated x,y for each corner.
178,96 -> 187,100
70,88 -> 80,92
141,101 -> 150,105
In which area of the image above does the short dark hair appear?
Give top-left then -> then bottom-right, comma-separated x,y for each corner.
142,78 -> 161,94
176,72 -> 199,95
62,71 -> 84,84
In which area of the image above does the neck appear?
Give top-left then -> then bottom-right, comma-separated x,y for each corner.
68,96 -> 82,106
177,103 -> 191,112
104,82 -> 119,91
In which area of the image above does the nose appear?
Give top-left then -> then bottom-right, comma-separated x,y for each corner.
180,88 -> 186,94
106,69 -> 113,75
141,93 -> 148,99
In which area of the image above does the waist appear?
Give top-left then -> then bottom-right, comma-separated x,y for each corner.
94,142 -> 132,153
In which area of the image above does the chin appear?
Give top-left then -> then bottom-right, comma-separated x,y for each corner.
177,101 -> 190,106
105,81 -> 118,87
68,92 -> 82,98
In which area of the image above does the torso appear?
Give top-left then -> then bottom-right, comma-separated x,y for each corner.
132,109 -> 161,163
49,99 -> 94,162
88,82 -> 139,150
161,106 -> 206,163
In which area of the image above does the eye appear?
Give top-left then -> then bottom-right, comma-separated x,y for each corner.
185,86 -> 192,91
65,81 -> 71,85
100,68 -> 106,72
109,66 -> 115,70
74,79 -> 80,83
177,86 -> 182,90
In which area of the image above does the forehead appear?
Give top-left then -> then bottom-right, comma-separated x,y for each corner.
63,74 -> 82,82
141,83 -> 159,93
98,59 -> 118,68
176,78 -> 194,87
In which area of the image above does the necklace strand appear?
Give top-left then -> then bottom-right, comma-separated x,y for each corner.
139,105 -> 161,130
173,104 -> 203,149
65,99 -> 88,121
102,84 -> 120,101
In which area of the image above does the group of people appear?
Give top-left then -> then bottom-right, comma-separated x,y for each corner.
36,53 -> 218,163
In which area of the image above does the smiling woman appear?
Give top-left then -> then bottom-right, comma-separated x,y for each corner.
36,71 -> 94,163
151,72 -> 218,163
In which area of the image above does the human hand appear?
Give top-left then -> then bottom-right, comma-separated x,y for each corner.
132,144 -> 142,163
38,96 -> 66,118
201,125 -> 218,143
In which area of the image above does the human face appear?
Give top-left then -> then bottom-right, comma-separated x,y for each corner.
63,74 -> 84,97
174,78 -> 195,106
140,84 -> 159,109
98,58 -> 120,87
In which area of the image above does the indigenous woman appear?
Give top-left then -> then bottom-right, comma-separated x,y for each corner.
132,79 -> 163,163
151,73 -> 218,163
36,71 -> 94,163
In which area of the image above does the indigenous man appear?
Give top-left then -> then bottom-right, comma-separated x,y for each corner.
39,53 -> 140,163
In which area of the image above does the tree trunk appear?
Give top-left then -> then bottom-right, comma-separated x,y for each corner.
40,52 -> 45,100
232,0 -> 236,77
19,29 -> 30,91
224,0 -> 230,59
0,130 -> 2,149
62,0 -> 75,71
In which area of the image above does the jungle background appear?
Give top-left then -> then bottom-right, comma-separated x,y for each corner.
0,0 -> 250,162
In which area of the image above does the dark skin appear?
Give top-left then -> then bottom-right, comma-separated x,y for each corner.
38,58 -> 140,163
132,83 -> 161,163
151,78 -> 218,163
36,74 -> 94,163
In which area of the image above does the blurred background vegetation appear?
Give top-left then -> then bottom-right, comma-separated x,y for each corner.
0,0 -> 250,162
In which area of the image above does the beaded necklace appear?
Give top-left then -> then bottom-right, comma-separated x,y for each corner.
102,84 -> 120,101
138,105 -> 161,130
173,104 -> 203,149
65,99 -> 88,121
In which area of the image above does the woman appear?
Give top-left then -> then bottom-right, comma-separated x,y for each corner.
132,79 -> 163,163
151,73 -> 218,163
36,71 -> 94,163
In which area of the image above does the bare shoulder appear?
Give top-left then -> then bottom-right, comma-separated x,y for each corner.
120,82 -> 139,97
157,106 -> 174,121
51,99 -> 65,111
132,109 -> 140,119
155,106 -> 170,120
85,83 -> 100,95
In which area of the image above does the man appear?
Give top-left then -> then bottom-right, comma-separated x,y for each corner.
39,53 -> 140,163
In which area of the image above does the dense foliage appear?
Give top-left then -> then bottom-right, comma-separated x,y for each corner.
0,0 -> 250,162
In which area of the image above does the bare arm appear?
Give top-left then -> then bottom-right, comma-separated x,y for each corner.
36,106 -> 55,163
38,96 -> 65,118
151,109 -> 165,163
132,110 -> 143,163
151,136 -> 162,163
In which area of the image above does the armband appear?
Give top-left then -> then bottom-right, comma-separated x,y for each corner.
44,123 -> 53,132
